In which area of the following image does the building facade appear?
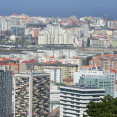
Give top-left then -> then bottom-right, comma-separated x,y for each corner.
0,68 -> 12,117
44,67 -> 61,83
74,70 -> 115,97
38,24 -> 74,45
79,76 -> 110,96
89,55 -> 117,71
14,72 -> 50,117
50,83 -> 60,112
60,86 -> 105,117
33,63 -> 78,83
19,61 -> 78,83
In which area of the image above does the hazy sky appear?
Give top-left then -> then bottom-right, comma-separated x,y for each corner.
0,0 -> 117,18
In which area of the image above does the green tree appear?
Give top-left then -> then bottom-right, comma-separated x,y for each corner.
84,95 -> 117,117
82,56 -> 93,65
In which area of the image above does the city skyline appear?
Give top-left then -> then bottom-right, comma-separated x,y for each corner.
0,0 -> 117,19
0,1 -> 117,116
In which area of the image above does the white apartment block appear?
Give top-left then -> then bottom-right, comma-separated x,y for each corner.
37,49 -> 79,58
38,56 -> 79,65
44,67 -> 61,83
60,86 -> 105,117
50,83 -> 60,111
38,24 -> 74,45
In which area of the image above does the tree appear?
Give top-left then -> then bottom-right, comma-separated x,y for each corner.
84,95 -> 117,117
82,56 -> 93,65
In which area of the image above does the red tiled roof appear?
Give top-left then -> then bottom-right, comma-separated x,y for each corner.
110,69 -> 117,73
17,58 -> 20,60
0,62 -> 7,65
7,62 -> 15,65
90,58 -> 100,62
44,61 -> 61,64
83,64 -> 101,68
49,56 -> 54,58
0,57 -> 19,61
73,57 -> 79,59
63,78 -> 73,82
21,59 -> 38,63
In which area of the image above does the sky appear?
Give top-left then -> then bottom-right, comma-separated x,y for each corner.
0,0 -> 117,19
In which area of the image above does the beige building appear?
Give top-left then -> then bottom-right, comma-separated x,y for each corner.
19,62 -> 78,83
34,63 -> 78,82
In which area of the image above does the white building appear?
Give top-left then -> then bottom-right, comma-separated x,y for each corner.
38,24 -> 74,45
44,67 -> 61,83
60,86 -> 105,117
50,83 -> 60,111
81,23 -> 89,37
96,19 -> 106,27
37,48 -> 79,58
2,19 -> 9,31
74,70 -> 104,85
38,56 -> 80,65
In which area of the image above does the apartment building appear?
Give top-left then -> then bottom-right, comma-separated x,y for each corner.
14,72 -> 50,117
33,62 -> 78,83
44,67 -> 61,83
0,67 -> 12,117
74,70 -> 116,97
50,83 -> 60,111
60,86 -> 105,117
19,60 -> 78,83
89,55 -> 117,71
38,24 -> 74,45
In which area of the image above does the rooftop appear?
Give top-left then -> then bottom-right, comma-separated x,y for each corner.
63,78 -> 73,82
14,72 -> 50,77
21,59 -> 38,63
61,85 -> 105,91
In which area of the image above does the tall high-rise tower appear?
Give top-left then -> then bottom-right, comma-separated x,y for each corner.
14,72 -> 50,117
0,67 -> 12,117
